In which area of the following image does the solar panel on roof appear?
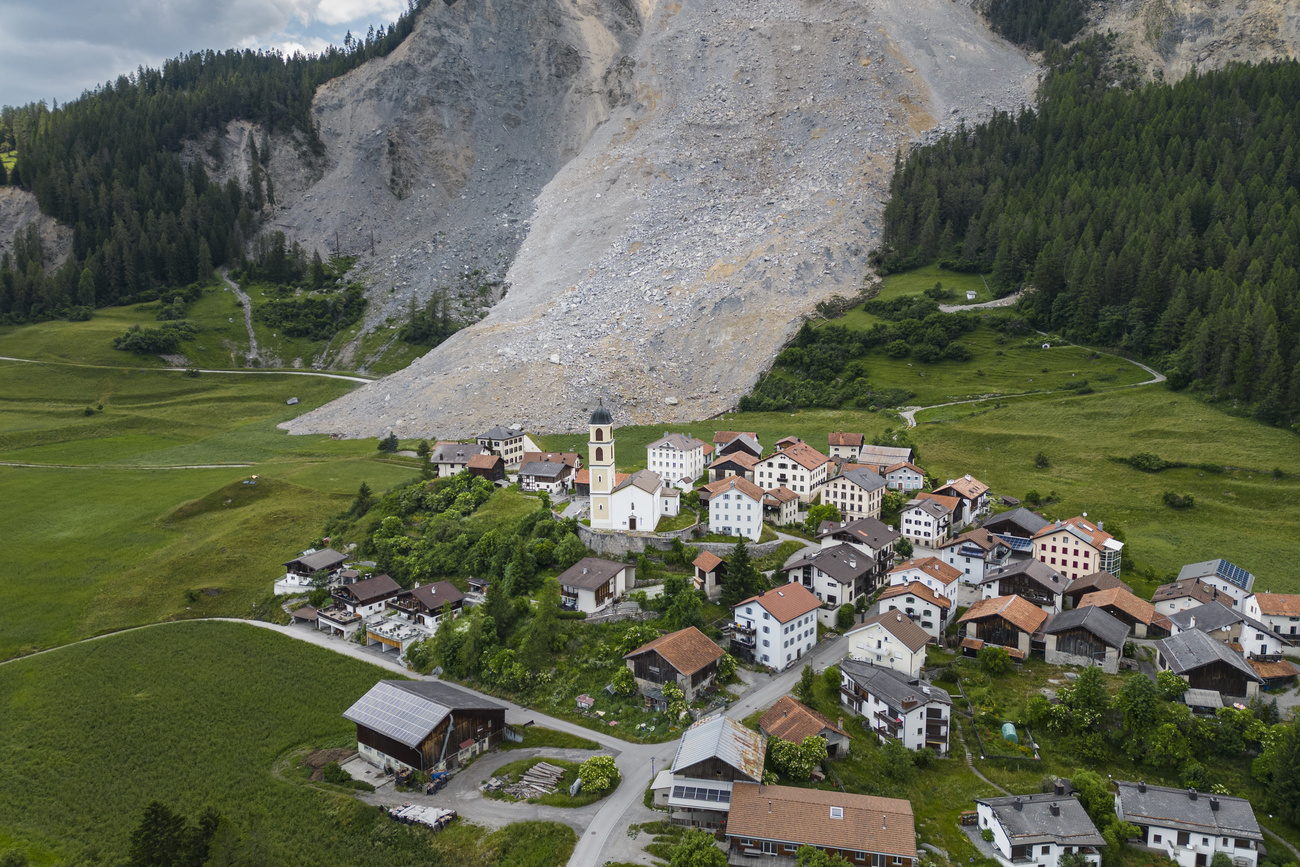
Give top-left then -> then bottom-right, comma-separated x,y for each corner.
343,681 -> 451,748
1216,560 -> 1253,589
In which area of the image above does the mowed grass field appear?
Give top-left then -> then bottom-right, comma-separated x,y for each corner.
0,621 -> 577,867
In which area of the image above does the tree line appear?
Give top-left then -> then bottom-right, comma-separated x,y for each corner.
875,38 -> 1300,428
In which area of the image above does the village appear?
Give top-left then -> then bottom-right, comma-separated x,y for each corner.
272,403 -> 1300,867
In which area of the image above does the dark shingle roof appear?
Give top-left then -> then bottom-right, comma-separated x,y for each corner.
557,557 -> 626,590
478,425 -> 519,440
285,548 -> 347,571
780,544 -> 876,585
519,460 -> 569,479
1043,605 -> 1130,649
1156,629 -> 1262,681
839,466 -> 886,493
1168,601 -> 1287,645
816,517 -> 900,551
978,793 -> 1105,848
980,559 -> 1066,594
981,507 -> 1050,537
1115,782 -> 1262,841
839,659 -> 950,708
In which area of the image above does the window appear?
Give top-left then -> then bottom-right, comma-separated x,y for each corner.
1042,847 -> 1051,855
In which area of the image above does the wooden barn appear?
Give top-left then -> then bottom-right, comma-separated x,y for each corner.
624,626 -> 724,708
1156,630 -> 1263,700
344,680 -> 506,773
1043,605 -> 1129,673
958,595 -> 1049,659
670,714 -> 766,783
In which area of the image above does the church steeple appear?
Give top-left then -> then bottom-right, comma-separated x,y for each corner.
588,399 -> 615,529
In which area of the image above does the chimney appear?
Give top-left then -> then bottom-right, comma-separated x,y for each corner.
1014,797 -> 1023,811
882,815 -> 887,830
896,612 -> 903,622
1190,615 -> 1196,629
838,717 -> 844,731
1138,780 -> 1146,793
1211,798 -> 1219,812
1050,803 -> 1061,817
1055,782 -> 1066,796
1097,521 -> 1104,531
768,801 -> 772,814
1188,789 -> 1198,801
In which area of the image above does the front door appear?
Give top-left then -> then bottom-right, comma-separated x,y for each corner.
628,516 -> 637,530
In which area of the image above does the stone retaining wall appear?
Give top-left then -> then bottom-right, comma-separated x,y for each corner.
575,522 -> 787,560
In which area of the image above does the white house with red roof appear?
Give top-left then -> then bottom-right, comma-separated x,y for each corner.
888,557 -> 961,607
882,461 -> 926,492
701,476 -> 766,541
732,583 -> 821,669
754,441 -> 832,504
1031,516 -> 1124,581
878,582 -> 952,640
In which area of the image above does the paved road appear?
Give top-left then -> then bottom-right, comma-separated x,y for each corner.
0,354 -> 374,383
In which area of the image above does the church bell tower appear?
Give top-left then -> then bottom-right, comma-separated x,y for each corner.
588,399 -> 615,529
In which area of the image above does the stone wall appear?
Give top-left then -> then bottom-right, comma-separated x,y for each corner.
575,521 -> 787,560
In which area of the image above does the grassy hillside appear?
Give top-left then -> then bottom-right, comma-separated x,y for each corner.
0,621 -> 576,867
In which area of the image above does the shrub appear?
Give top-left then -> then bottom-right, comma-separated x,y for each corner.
981,829 -> 994,842
322,762 -> 350,784
377,433 -> 399,453
1162,491 -> 1195,509
1034,452 -> 1051,469
885,340 -> 911,359
978,645 -> 1011,676
577,755 -> 619,795
836,604 -> 856,630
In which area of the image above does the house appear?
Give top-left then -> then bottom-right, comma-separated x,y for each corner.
899,497 -> 952,547
1042,605 -> 1129,673
981,507 -> 1050,540
429,441 -> 486,477
714,431 -> 763,458
759,695 -> 850,758
1151,577 -> 1232,616
975,793 -> 1104,867
821,466 -> 887,521
979,560 -> 1067,613
364,612 -> 433,657
1077,587 -> 1159,638
938,529 -> 1012,585
665,713 -> 766,830
1031,517 -> 1123,581
828,431 -> 865,460
475,425 -> 527,466
624,626 -> 725,708
888,557 -> 961,607
344,680 -> 506,773
844,610 -> 931,678
331,573 -> 403,618
1062,572 -> 1133,609
762,486 -> 800,526
931,474 -> 990,527
518,458 -> 575,494
856,444 -> 915,473
1155,629 -> 1263,699
1176,559 -> 1256,608
838,659 -> 950,755
726,782 -> 917,867
557,557 -> 631,613
878,582 -> 952,640
522,450 -> 582,471
1244,593 -> 1300,638
753,441 -> 833,504
1114,781 -> 1263,867
389,581 -> 466,630
276,547 -> 348,595
1167,601 -> 1291,659
701,476 -> 766,541
708,451 -> 760,483
468,453 -> 505,482
958,595 -> 1050,660
817,518 -> 900,573
732,584 -> 822,669
782,544 -> 880,626
693,551 -> 727,601
608,469 -> 681,530
648,433 -> 711,488
881,461 -> 926,492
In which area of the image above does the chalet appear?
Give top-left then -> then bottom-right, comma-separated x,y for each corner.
931,474 -> 990,527
467,453 -> 505,482
838,659 -> 950,755
938,529 -> 1012,585
331,573 -> 403,618
958,595 -> 1050,660
390,581 -> 465,630
1114,781 -> 1263,867
666,714 -> 766,829
981,507 -> 1049,540
517,458 -> 574,494
1042,605 -> 1129,673
344,680 -> 506,773
624,626 -> 725,708
1062,572 -> 1133,609
1167,601 -> 1291,659
726,783 -> 917,867
882,461 -> 926,492
732,584 -> 821,669
1151,577 -> 1232,616
1077,587 -> 1160,638
828,431 -> 865,460
1031,516 -> 1123,581
693,551 -> 727,600
889,557 -> 961,606
429,441 -> 486,477
648,433 -> 711,488
708,451 -> 759,483
276,547 -> 348,595
845,610 -> 931,678
557,557 -> 631,613
817,517 -> 899,569
782,544 -> 879,626
762,486 -> 800,526
975,793 -> 1104,867
878,582 -> 952,640
753,442 -> 832,504
900,497 -> 952,547
759,695 -> 850,758
475,425 -> 527,466
1176,559 -> 1256,608
1244,593 -> 1300,638
714,431 -> 763,458
821,466 -> 887,522
701,475 -> 767,541
979,560 -> 1067,613
856,444 -> 915,473
1155,629 -> 1263,699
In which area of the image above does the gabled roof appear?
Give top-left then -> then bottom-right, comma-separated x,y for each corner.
883,461 -> 926,476
939,528 -> 1002,553
700,475 -> 766,501
1115,782 -> 1262,841
1152,576 -> 1230,606
837,466 -> 887,493
959,595 -> 1050,634
648,432 -> 708,452
879,581 -> 952,611
478,425 -> 520,440
714,431 -> 758,444
625,626 -> 724,676
285,548 -> 347,571
1033,516 -> 1121,552
763,486 -> 800,504
934,475 -> 988,500
1042,605 -> 1130,649
759,441 -> 831,471
709,451 -> 759,470
518,460 -> 570,479
406,581 -> 465,611
1169,600 -> 1284,643
467,453 -> 502,470
338,573 -> 402,603
557,557 -> 625,590
693,551 -> 725,573
816,517 -> 899,551
1156,629 -> 1262,681
728,783 -> 916,858
781,544 -> 877,585
1178,558 -> 1256,592
1065,571 -> 1132,597
521,451 -> 580,468
978,793 -> 1105,848
980,559 -> 1066,595
430,441 -> 483,463
848,610 -> 933,652
343,680 -> 503,748
671,714 -> 766,781
857,444 -> 914,465
1249,657 -> 1300,681
736,583 -> 822,623
981,507 -> 1050,537
614,468 -> 670,495
760,695 -> 848,743
839,659 -> 951,710
905,497 -> 952,520
1079,587 -> 1155,625
1254,593 -> 1300,617
890,556 -> 961,587
828,431 -> 865,447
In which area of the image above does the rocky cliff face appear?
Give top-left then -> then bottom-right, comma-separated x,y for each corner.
283,0 -> 1040,438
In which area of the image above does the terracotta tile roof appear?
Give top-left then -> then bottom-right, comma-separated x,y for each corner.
829,431 -> 865,447
737,583 -> 822,624
728,783 -> 916,858
575,468 -> 590,485
762,441 -> 831,471
916,491 -> 961,512
890,556 -> 961,586
849,610 -> 933,652
1079,587 -> 1155,625
624,626 -> 724,676
1254,593 -> 1300,617
701,475 -> 766,500
715,431 -> 758,444
759,695 -> 848,743
939,528 -> 1000,553
1248,658 -> 1299,681
960,637 -> 984,651
935,475 -> 988,499
883,461 -> 926,476
709,451 -> 759,470
521,451 -> 581,468
693,551 -> 725,572
879,581 -> 952,611
1032,516 -> 1116,551
763,486 -> 800,504
959,595 -> 1049,634
1152,577 -> 1228,606
1065,571 -> 1132,597
467,454 -> 502,470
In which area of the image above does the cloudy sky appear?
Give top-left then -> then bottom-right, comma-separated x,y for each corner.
0,0 -> 411,108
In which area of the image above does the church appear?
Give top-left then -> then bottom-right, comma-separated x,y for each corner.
588,401 -> 681,532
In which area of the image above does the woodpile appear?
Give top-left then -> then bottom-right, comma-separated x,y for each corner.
504,762 -> 566,799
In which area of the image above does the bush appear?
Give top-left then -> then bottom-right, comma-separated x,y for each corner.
836,604 -> 856,630
578,755 -> 620,795
981,829 -> 994,842
978,645 -> 1011,676
112,321 -> 198,354
885,340 -> 911,359
1162,491 -> 1195,509
377,433 -> 399,453
1034,452 -> 1051,469
322,762 -> 350,784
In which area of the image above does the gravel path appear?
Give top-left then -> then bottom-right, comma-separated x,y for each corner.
223,272 -> 258,363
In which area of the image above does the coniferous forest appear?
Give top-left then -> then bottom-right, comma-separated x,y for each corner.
0,0 -> 431,323
874,38 -> 1300,427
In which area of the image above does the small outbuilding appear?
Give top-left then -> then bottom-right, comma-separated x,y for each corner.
1042,605 -> 1129,673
